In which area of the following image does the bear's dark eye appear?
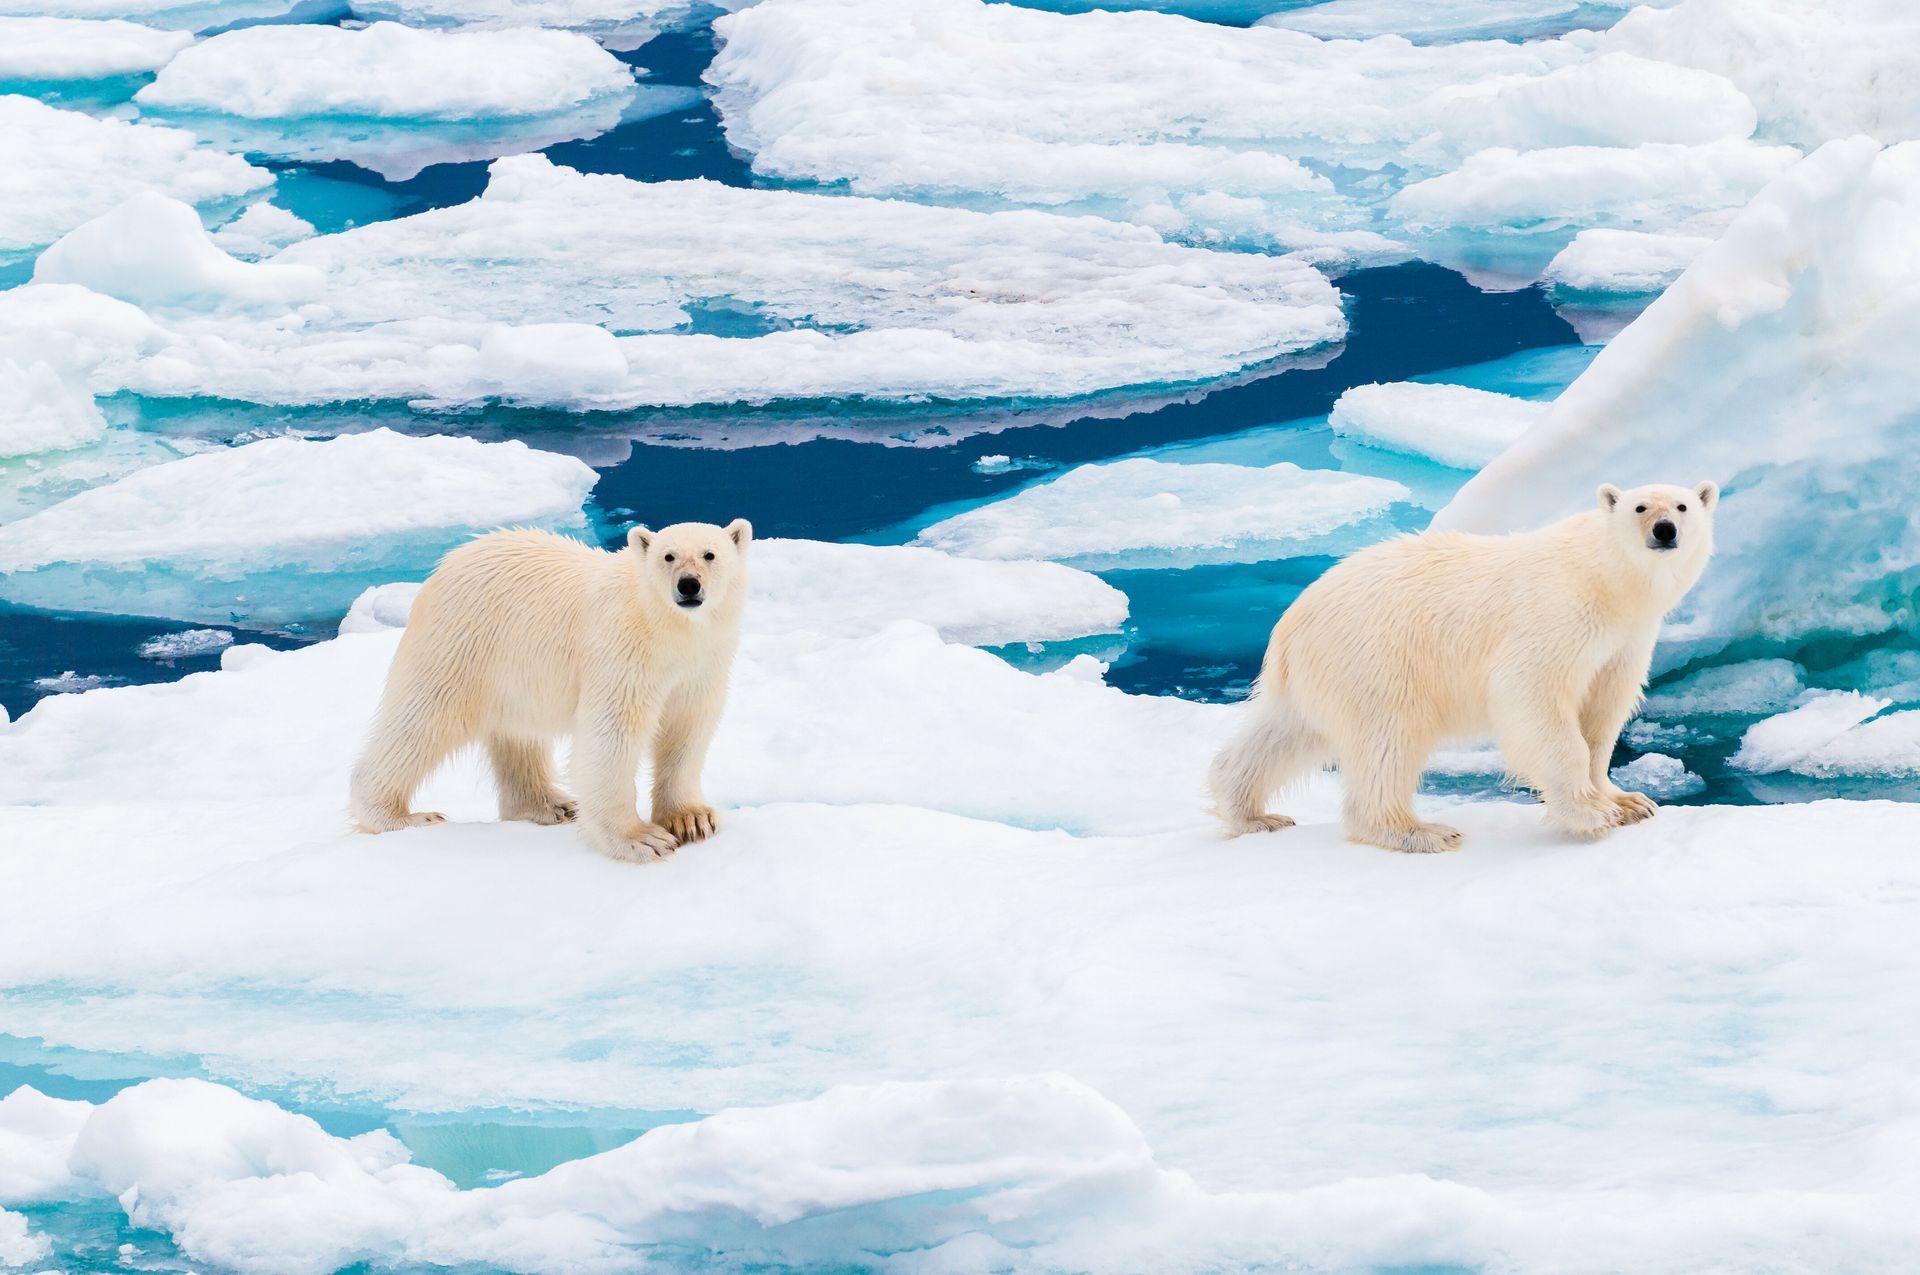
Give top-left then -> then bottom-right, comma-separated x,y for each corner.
1677,503 -> 1688,512
1635,505 -> 1647,513
663,553 -> 676,563
703,552 -> 715,562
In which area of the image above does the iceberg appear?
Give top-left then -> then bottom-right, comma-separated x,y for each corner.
48,155 -> 1345,409
0,95 -> 270,263
0,428 -> 598,625
1328,381 -> 1548,470
1437,139 -> 1920,665
915,457 -> 1410,568
132,22 -> 689,180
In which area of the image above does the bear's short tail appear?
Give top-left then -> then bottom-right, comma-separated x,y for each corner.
1207,676 -> 1320,836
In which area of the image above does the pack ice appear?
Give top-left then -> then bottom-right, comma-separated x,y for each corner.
36,156 -> 1345,409
348,0 -> 747,49
133,23 -> 693,180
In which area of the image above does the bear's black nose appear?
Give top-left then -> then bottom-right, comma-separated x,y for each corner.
677,575 -> 702,597
1652,519 -> 1677,544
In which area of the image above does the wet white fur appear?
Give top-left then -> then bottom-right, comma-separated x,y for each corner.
349,520 -> 750,863
1210,482 -> 1718,852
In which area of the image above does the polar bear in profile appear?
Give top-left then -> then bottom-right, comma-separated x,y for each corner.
349,520 -> 750,863
1210,482 -> 1718,852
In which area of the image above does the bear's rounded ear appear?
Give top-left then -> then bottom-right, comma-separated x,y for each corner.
627,525 -> 653,552
1597,484 -> 1623,513
726,518 -> 752,550
1694,480 -> 1719,509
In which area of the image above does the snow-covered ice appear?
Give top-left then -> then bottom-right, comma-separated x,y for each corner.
0,95 -> 270,260
1608,751 -> 1704,799
0,429 -> 598,624
45,155 -> 1344,410
1328,381 -> 1547,470
348,0 -> 742,49
35,193 -> 324,310
0,0 -> 304,26
1729,692 -> 1895,775
1438,139 -> 1920,664
1641,659 -> 1806,719
0,16 -> 189,85
137,628 -> 235,660
1543,227 -> 1714,295
916,458 -> 1409,568
1263,0 -> 1662,43
0,282 -> 163,459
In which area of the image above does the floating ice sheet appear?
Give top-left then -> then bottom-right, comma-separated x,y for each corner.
1264,0 -> 1666,42
0,17 -> 189,86
0,0 -> 305,27
916,457 -> 1409,568
1328,381 -> 1547,470
347,0 -> 743,48
50,156 -> 1345,409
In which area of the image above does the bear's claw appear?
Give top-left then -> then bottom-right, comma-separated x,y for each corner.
659,805 -> 720,844
1611,790 -> 1659,824
1231,813 -> 1297,836
590,823 -> 680,863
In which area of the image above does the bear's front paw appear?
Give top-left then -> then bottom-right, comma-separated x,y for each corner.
584,822 -> 679,864
1609,789 -> 1658,825
657,804 -> 720,844
1551,797 -> 1627,840
1227,812 -> 1296,837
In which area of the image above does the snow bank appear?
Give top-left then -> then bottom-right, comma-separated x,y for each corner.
0,16 -> 189,83
1437,139 -> 1920,663
65,154 -> 1344,409
35,193 -> 324,310
706,0 -> 1794,274
0,95 -> 269,257
0,429 -> 597,624
916,458 -> 1409,568
1328,382 -> 1547,470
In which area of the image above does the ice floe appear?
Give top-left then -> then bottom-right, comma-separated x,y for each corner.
915,457 -> 1409,568
0,95 -> 270,262
0,428 -> 598,624
1328,381 -> 1547,470
1542,227 -> 1713,295
1263,0 -> 1662,43
0,16 -> 189,85
136,628 -> 235,660
1729,692 -> 1893,775
1608,751 -> 1704,799
348,0 -> 742,49
1438,139 -> 1920,664
36,193 -> 324,310
0,0 -> 307,26
45,155 -> 1345,409
132,22 -> 688,179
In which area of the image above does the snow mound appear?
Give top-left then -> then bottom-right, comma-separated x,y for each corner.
0,17 -> 189,83
65,154 -> 1345,409
0,95 -> 270,258
0,429 -> 597,624
35,193 -> 324,310
1436,139 -> 1920,665
916,458 -> 1409,568
1329,381 -> 1548,471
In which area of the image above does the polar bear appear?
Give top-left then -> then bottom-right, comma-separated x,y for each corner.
1209,481 -> 1717,852
349,520 -> 750,863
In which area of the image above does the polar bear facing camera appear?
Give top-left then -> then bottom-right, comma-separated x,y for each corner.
349,520 -> 750,863
1210,482 -> 1718,852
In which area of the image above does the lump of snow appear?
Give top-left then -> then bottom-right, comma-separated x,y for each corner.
339,582 -> 423,636
137,629 -> 234,661
916,458 -> 1409,568
1642,659 -> 1806,719
1543,228 -> 1714,294
0,429 -> 597,625
1436,139 -> 1920,664
60,154 -> 1345,410
35,193 -> 324,311
1329,381 -> 1548,470
1729,691 -> 1892,774
0,17 -> 189,83
0,95 -> 270,260
1609,751 -> 1705,799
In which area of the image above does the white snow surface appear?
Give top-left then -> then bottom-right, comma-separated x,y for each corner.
0,17 -> 189,81
0,580 -> 1918,1269
1328,381 -> 1548,470
916,458 -> 1409,567
137,22 -> 635,120
54,155 -> 1344,409
1437,139 -> 1920,662
0,95 -> 270,256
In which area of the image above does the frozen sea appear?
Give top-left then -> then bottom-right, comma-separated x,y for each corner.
4,1 -> 1920,1272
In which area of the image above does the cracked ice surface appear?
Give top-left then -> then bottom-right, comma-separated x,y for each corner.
40,156 -> 1346,409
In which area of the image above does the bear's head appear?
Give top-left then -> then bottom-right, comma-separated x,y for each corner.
1596,480 -> 1717,579
627,519 -> 752,619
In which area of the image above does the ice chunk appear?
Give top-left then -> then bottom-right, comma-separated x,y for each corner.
32,672 -> 118,694
0,429 -> 597,624
137,629 -> 234,660
0,356 -> 106,457
1728,692 -> 1892,774
1778,707 -> 1920,778
1641,659 -> 1805,718
1329,382 -> 1548,470
707,0 -> 1778,272
0,1209 -> 46,1267
0,1086 -> 91,1202
1543,228 -> 1714,294
349,0 -> 743,48
1264,0 -> 1664,43
35,193 -> 324,311
0,17 -> 189,84
0,282 -> 163,459
1436,140 -> 1920,662
208,202 -> 313,259
62,154 -> 1346,409
1609,751 -> 1704,799
916,457 -> 1409,568
338,582 -> 423,636
0,96 -> 270,260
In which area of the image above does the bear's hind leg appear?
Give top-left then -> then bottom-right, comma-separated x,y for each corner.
1339,730 -> 1461,854
348,686 -> 472,833
489,736 -> 577,826
1208,695 -> 1322,836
